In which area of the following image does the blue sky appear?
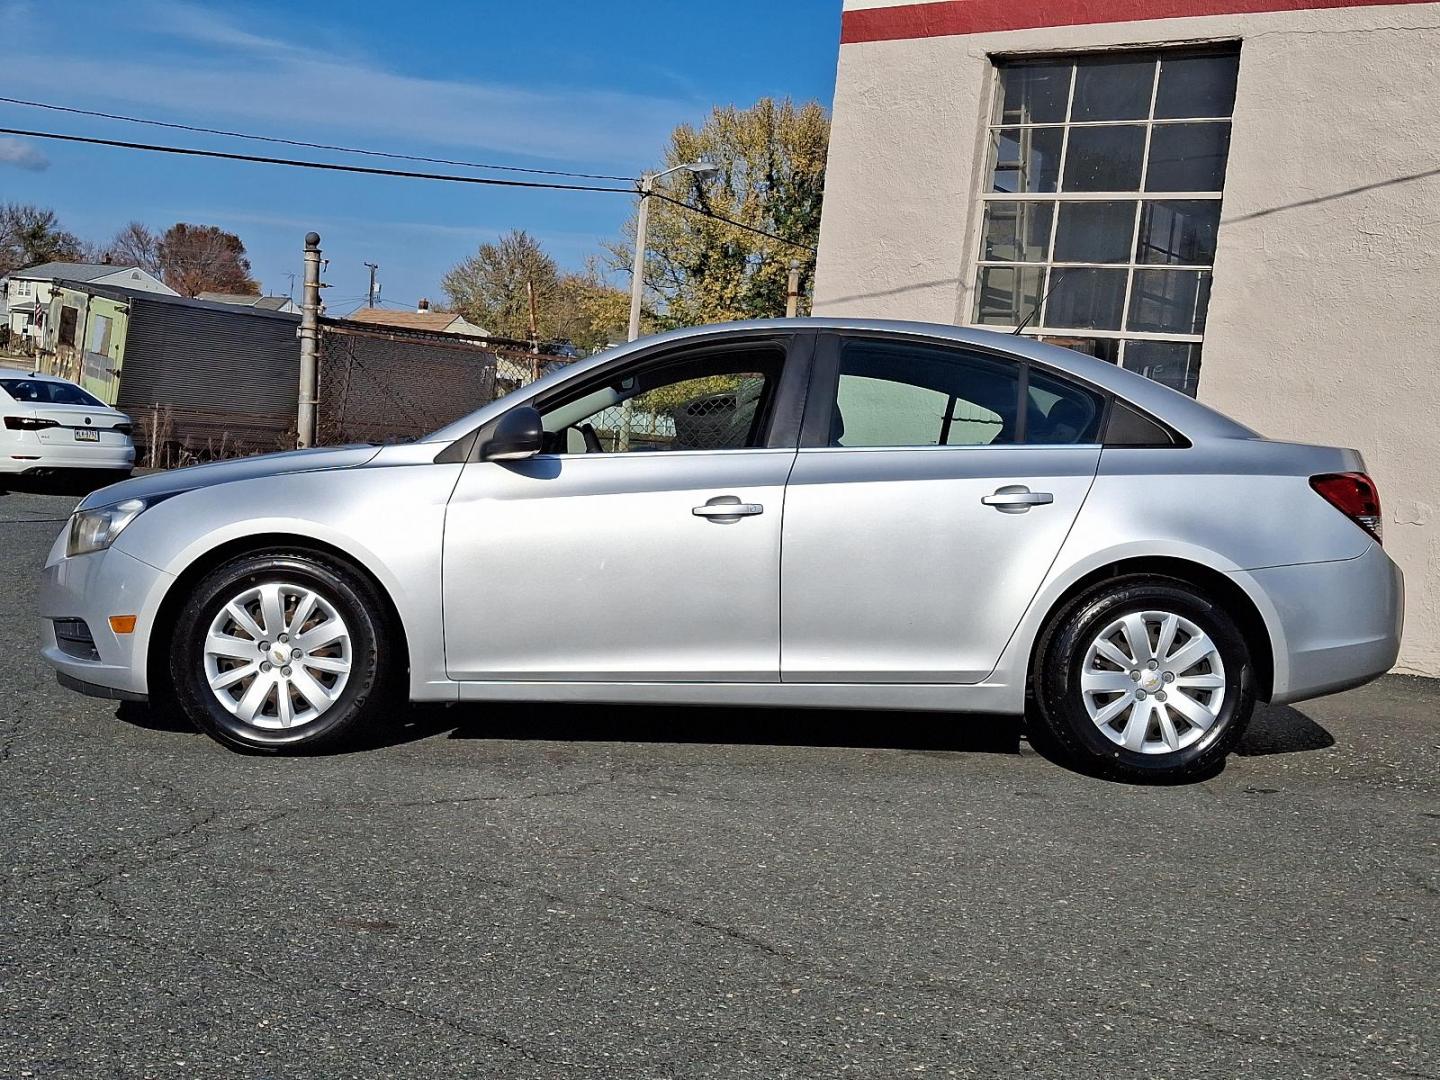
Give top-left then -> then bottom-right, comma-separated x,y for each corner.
0,0 -> 841,311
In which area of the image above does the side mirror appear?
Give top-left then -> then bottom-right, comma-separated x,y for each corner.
480,405 -> 544,461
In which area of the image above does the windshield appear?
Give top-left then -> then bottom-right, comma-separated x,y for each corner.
0,378 -> 106,407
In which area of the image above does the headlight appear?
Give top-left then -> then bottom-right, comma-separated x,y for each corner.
67,498 -> 149,557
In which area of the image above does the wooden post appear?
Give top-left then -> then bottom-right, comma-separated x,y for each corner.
785,260 -> 802,318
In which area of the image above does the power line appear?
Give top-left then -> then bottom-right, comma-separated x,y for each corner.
0,127 -> 635,194
0,95 -> 638,182
0,125 -> 817,256
649,191 -> 817,256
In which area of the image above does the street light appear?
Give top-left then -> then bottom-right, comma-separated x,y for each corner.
627,161 -> 719,341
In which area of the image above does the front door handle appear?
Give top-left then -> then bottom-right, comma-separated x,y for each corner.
693,495 -> 764,521
982,486 -> 1054,513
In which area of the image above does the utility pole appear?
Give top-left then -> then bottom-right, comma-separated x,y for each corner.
785,259 -> 802,318
627,174 -> 654,343
364,262 -> 380,308
297,232 -> 321,449
526,280 -> 541,382
626,160 -> 719,343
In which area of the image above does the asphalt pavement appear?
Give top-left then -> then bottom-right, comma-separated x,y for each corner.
1,481 -> 1436,1079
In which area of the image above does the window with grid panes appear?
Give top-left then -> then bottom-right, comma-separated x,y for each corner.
971,48 -> 1239,397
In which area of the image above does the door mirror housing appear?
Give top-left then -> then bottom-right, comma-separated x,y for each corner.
480,405 -> 544,462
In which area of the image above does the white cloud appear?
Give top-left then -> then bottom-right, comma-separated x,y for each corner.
0,2 -> 694,169
0,137 -> 49,171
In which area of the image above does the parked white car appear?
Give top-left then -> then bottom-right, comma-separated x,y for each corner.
0,368 -> 135,480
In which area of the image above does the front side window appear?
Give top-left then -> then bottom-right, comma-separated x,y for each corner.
827,338 -> 1102,448
974,48 -> 1239,397
538,345 -> 784,454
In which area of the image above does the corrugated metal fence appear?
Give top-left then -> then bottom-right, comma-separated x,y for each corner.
119,296 -> 301,461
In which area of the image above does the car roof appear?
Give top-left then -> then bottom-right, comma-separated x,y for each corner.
0,367 -> 60,380
427,318 -> 1257,445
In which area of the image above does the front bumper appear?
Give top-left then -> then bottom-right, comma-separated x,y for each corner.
1248,542 -> 1405,705
38,537 -> 174,699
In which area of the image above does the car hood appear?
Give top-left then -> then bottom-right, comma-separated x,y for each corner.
76,444 -> 383,511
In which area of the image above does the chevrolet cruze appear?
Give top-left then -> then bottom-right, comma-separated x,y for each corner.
39,320 -> 1403,780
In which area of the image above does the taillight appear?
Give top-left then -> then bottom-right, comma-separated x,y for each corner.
1310,472 -> 1383,544
113,423 -> 133,435
4,416 -> 60,431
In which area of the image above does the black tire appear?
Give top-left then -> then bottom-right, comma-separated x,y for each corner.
169,549 -> 395,753
1031,575 -> 1255,782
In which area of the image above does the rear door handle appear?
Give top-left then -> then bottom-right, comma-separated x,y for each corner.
693,495 -> 764,520
982,486 -> 1053,513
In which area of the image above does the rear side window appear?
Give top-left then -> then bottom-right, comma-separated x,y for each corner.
1026,367 -> 1105,443
831,340 -> 1019,447
826,338 -> 1103,447
0,378 -> 104,407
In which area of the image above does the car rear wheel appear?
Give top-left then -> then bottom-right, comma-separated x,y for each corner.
1032,576 -> 1255,782
170,549 -> 394,753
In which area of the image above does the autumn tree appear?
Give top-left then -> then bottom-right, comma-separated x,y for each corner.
106,221 -> 163,276
442,231 -> 628,350
443,229 -> 556,340
0,203 -> 84,275
612,98 -> 828,331
554,259 -> 630,351
157,223 -> 260,297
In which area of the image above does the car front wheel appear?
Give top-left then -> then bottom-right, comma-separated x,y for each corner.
1032,576 -> 1256,782
170,549 -> 394,753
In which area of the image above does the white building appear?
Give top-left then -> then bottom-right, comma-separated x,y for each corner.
2,262 -> 175,345
814,0 -> 1440,676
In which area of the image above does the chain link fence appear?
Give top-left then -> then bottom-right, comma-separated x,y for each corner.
577,373 -> 769,453
317,322 -> 500,445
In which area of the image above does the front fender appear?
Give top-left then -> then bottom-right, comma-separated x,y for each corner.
111,461 -> 463,701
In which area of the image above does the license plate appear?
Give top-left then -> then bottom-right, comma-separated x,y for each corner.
73,428 -> 99,442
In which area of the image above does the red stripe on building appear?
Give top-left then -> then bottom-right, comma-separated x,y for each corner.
841,0 -> 1434,43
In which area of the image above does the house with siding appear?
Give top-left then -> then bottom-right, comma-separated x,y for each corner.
1,262 -> 174,347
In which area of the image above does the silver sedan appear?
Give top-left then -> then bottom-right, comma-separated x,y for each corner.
38,319 -> 1403,780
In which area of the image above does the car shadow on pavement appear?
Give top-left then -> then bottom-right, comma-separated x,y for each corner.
111,697 -> 1333,772
1,471 -> 127,499
1235,703 -> 1336,756
1021,700 -> 1336,784
112,699 -> 1025,755
416,701 -> 1026,755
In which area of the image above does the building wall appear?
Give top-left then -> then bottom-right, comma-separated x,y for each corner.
5,279 -> 56,341
814,0 -> 1440,675
39,290 -> 130,403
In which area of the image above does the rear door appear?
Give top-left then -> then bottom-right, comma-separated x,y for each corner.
780,333 -> 1104,684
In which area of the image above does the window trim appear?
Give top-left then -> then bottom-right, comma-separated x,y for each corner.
799,331 -> 1111,452
450,331 -> 815,464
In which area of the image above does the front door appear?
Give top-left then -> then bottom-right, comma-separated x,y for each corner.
443,334 -> 807,683
780,333 -> 1104,684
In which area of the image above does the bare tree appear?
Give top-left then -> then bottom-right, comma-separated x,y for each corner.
106,221 -> 163,275
0,203 -> 84,275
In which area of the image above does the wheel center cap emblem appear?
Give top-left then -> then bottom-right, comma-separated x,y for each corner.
270,647 -> 290,666
1140,671 -> 1163,692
